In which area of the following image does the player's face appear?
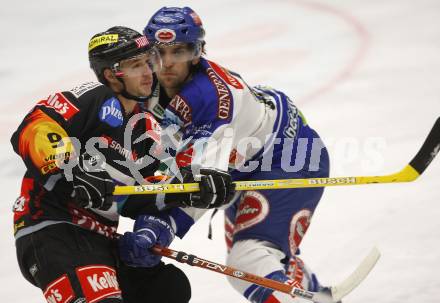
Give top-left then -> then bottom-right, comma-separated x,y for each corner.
118,51 -> 160,97
156,44 -> 198,94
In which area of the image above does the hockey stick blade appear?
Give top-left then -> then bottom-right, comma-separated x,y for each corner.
289,247 -> 380,303
153,245 -> 380,303
113,117 -> 439,195
329,246 -> 381,302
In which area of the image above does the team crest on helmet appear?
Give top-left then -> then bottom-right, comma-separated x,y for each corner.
155,29 -> 176,43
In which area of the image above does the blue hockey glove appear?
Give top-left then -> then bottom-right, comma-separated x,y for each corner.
119,214 -> 175,267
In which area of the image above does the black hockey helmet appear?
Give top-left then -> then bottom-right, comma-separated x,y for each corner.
88,26 -> 161,84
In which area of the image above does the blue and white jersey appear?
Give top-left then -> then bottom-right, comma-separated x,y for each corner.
157,58 -> 321,238
161,58 -> 311,172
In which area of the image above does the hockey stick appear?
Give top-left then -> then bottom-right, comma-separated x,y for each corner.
114,117 -> 439,195
152,245 -> 381,303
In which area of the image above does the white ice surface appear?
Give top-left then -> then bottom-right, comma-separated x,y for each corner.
1,1 -> 439,302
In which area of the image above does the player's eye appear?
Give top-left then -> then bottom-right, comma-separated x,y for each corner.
174,49 -> 186,55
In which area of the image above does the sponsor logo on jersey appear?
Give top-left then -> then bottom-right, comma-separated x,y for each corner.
283,96 -> 299,138
100,135 -> 141,163
13,178 -> 33,222
18,110 -> 72,175
135,36 -> 149,48
288,209 -> 312,256
169,94 -> 192,123
151,103 -> 165,119
69,82 -> 102,98
207,60 -> 243,89
88,34 -> 118,51
38,93 -> 79,121
234,191 -> 269,233
206,66 -> 233,120
99,97 -> 124,127
43,274 -> 75,303
184,122 -> 214,139
44,151 -> 71,162
13,196 -> 27,212
75,265 -> 120,303
41,162 -> 59,175
155,29 -> 176,43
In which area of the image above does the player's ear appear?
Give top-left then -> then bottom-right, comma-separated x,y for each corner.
191,57 -> 200,66
103,68 -> 117,83
103,68 -> 123,93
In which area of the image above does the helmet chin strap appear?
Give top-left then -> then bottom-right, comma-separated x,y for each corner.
116,75 -> 158,103
120,89 -> 149,102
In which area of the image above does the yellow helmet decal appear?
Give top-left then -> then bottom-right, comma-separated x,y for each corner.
88,34 -> 119,51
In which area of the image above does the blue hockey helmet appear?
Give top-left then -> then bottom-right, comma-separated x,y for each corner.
144,7 -> 205,56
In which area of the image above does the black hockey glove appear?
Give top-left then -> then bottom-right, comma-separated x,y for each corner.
150,167 -> 235,211
186,168 -> 236,209
69,154 -> 115,211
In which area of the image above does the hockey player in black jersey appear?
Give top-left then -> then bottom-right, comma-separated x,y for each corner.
11,26 -> 234,303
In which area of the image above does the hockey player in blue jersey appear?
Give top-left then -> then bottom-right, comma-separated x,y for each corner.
129,6 -> 330,303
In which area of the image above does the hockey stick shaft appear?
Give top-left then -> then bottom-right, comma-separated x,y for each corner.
152,245 -> 380,303
152,245 -> 306,300
113,117 -> 439,195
